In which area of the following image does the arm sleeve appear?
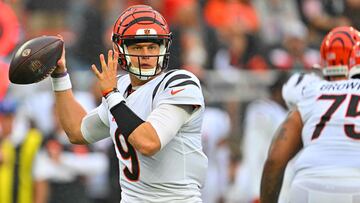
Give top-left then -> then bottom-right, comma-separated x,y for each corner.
81,105 -> 110,143
146,104 -> 192,149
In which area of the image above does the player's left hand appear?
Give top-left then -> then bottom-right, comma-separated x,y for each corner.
91,50 -> 119,93
53,34 -> 67,75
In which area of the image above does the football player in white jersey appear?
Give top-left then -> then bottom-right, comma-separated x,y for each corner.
279,68 -> 322,203
261,26 -> 360,203
50,5 -> 207,203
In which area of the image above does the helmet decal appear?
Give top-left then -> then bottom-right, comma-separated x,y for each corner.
136,28 -> 157,35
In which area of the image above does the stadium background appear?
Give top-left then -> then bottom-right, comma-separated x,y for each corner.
0,0 -> 359,203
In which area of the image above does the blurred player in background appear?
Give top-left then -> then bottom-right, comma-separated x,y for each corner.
201,105 -> 231,203
241,72 -> 289,203
261,26 -> 360,203
0,62 -> 9,101
33,105 -> 108,203
50,5 -> 207,203
0,97 -> 43,203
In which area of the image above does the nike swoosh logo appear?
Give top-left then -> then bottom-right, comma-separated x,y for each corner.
171,88 -> 185,95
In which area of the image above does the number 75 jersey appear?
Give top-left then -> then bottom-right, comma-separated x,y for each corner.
296,79 -> 360,171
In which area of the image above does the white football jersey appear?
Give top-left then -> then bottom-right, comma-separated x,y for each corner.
98,70 -> 207,202
242,98 -> 288,202
295,79 -> 360,173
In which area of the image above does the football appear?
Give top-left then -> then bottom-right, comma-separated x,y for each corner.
9,36 -> 63,84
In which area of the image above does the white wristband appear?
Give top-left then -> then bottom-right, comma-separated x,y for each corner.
51,74 -> 72,91
106,92 -> 125,109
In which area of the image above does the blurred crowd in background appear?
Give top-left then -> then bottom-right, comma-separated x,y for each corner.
0,0 -> 359,203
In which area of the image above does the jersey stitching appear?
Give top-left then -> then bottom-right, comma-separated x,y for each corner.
181,134 -> 186,180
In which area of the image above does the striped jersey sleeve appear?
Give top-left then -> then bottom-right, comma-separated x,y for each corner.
152,70 -> 204,108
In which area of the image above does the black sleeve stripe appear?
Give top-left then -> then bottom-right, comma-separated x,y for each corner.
169,80 -> 199,88
164,74 -> 192,89
152,70 -> 177,100
295,73 -> 305,86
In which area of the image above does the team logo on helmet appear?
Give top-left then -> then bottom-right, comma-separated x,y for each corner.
136,28 -> 157,35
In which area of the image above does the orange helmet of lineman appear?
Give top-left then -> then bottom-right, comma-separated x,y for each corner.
320,26 -> 360,78
348,42 -> 360,78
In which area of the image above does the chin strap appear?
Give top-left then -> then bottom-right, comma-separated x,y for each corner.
129,65 -> 157,80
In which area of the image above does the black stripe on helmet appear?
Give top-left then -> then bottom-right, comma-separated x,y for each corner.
331,31 -> 357,47
122,16 -> 165,36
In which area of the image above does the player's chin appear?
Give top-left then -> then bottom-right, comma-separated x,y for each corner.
140,64 -> 155,69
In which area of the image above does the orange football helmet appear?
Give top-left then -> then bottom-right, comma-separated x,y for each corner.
320,26 -> 360,78
112,5 -> 172,80
349,42 -> 360,78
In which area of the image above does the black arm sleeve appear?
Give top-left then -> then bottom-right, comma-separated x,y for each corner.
110,101 -> 144,138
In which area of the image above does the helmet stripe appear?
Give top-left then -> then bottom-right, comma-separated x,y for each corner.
121,16 -> 165,36
331,31 -> 356,47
